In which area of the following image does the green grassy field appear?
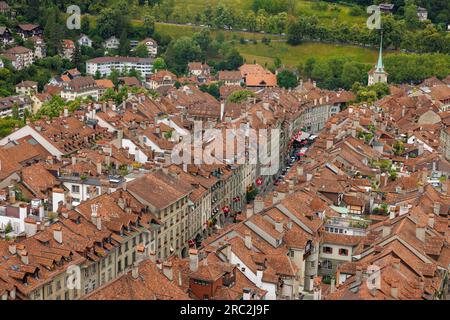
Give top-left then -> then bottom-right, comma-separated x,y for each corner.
168,0 -> 366,25
153,22 -> 381,68
235,41 -> 380,67
154,22 -> 285,41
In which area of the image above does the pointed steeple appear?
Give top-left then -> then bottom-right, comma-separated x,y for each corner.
375,31 -> 384,73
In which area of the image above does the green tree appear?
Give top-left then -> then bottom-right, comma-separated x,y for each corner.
160,0 -> 175,21
152,57 -> 167,72
44,7 -> 63,56
164,37 -> 202,74
142,14 -> 156,37
277,69 -> 297,89
119,29 -> 130,56
134,44 -> 149,58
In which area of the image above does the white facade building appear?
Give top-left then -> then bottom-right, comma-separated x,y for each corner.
86,57 -> 153,78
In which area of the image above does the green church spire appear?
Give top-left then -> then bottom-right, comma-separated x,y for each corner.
375,31 -> 384,73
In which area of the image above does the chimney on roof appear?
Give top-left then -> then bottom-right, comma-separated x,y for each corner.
331,123 -> 337,133
20,251 -> 29,265
223,243 -> 232,262
189,249 -> 199,272
274,218 -> 284,233
8,185 -> 15,204
421,168 -> 428,185
330,278 -> 336,294
416,222 -> 426,242
418,277 -> 425,291
136,245 -> 146,262
25,219 -> 37,237
442,182 -> 448,195
148,250 -> 156,263
355,266 -> 362,284
96,161 -> 102,176
288,180 -> 295,194
297,166 -> 303,177
95,217 -> 102,231
380,173 -> 388,187
392,258 -> 400,270
433,203 -> 440,216
389,210 -> 395,220
242,288 -> 251,300
326,139 -> 333,150
162,261 -> 173,281
390,280 -> 399,299
382,220 -> 391,237
132,262 -> 139,279
53,226 -> 63,244
244,231 -> 252,250
254,196 -> 264,214
220,102 -> 225,121
417,142 -> 424,156
428,214 -> 435,229
91,203 -> 101,230
272,191 -> 278,205
8,242 -> 16,255
117,129 -> 123,148
287,219 -> 293,230
246,204 -> 254,219
64,106 -> 69,118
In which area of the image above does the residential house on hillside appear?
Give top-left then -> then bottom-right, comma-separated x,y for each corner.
61,76 -> 100,101
61,39 -> 75,61
78,34 -> 93,47
239,64 -> 277,88
2,46 -> 34,70
0,26 -> 13,46
103,36 -> 120,50
146,70 -> 177,90
16,80 -> 38,96
0,1 -> 9,15
29,36 -> 46,59
218,71 -> 242,86
16,24 -> 43,39
0,95 -> 32,118
138,38 -> 158,57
